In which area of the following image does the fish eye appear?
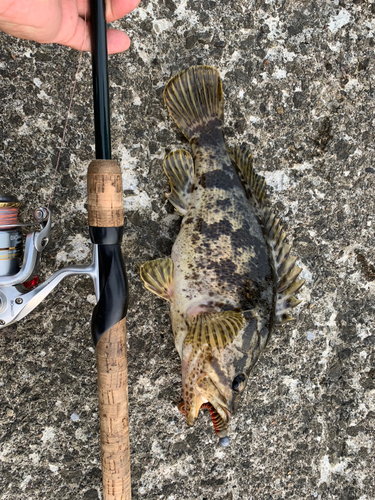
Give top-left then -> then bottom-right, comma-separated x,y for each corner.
232,373 -> 246,392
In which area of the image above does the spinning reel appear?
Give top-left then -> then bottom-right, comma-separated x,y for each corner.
0,194 -> 99,328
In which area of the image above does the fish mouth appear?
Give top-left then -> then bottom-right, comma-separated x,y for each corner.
183,376 -> 231,437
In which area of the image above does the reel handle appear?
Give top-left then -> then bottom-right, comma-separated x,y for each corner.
87,159 -> 131,500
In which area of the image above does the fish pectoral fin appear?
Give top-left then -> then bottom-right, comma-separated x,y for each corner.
164,65 -> 224,141
139,258 -> 173,302
163,150 -> 194,215
232,144 -> 304,324
184,311 -> 245,349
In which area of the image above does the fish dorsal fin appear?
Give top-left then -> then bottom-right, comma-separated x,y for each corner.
184,311 -> 244,349
230,145 -> 267,207
139,258 -> 174,302
231,145 -> 305,324
164,65 -> 224,141
262,206 -> 305,324
163,149 -> 194,216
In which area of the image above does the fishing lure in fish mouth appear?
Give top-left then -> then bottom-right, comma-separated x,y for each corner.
140,66 -> 304,446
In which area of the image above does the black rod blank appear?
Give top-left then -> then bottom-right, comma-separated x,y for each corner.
90,0 -> 111,160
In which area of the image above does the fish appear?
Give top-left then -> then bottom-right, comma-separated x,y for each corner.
140,65 -> 304,446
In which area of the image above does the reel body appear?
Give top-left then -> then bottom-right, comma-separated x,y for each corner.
0,195 -> 99,328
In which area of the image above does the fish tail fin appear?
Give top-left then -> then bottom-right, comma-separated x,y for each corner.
164,65 -> 224,141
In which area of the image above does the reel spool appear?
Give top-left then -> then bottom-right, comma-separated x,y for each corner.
0,195 -> 23,278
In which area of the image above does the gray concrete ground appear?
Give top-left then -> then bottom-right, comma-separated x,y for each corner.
0,1 -> 374,499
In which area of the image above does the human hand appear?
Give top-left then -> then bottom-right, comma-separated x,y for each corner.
0,0 -> 140,54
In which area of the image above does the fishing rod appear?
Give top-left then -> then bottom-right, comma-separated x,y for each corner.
0,1 -> 131,498
88,0 -> 131,498
88,0 -> 131,497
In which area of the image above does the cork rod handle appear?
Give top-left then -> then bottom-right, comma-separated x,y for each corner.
96,317 -> 130,500
87,160 -> 124,228
87,159 -> 131,500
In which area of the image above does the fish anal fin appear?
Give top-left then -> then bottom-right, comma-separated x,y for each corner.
163,150 -> 194,215
139,258 -> 173,302
164,66 -> 224,141
184,311 -> 244,349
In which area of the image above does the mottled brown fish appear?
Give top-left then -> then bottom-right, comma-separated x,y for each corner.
140,66 -> 304,446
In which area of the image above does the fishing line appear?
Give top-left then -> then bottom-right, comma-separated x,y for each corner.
47,13 -> 88,208
0,205 -> 19,226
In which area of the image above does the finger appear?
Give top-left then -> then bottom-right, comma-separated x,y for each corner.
55,16 -> 91,51
107,29 -> 131,54
77,0 -> 90,18
106,0 -> 140,22
55,20 -> 131,54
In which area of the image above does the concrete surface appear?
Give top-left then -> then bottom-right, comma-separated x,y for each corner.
0,1 -> 374,499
